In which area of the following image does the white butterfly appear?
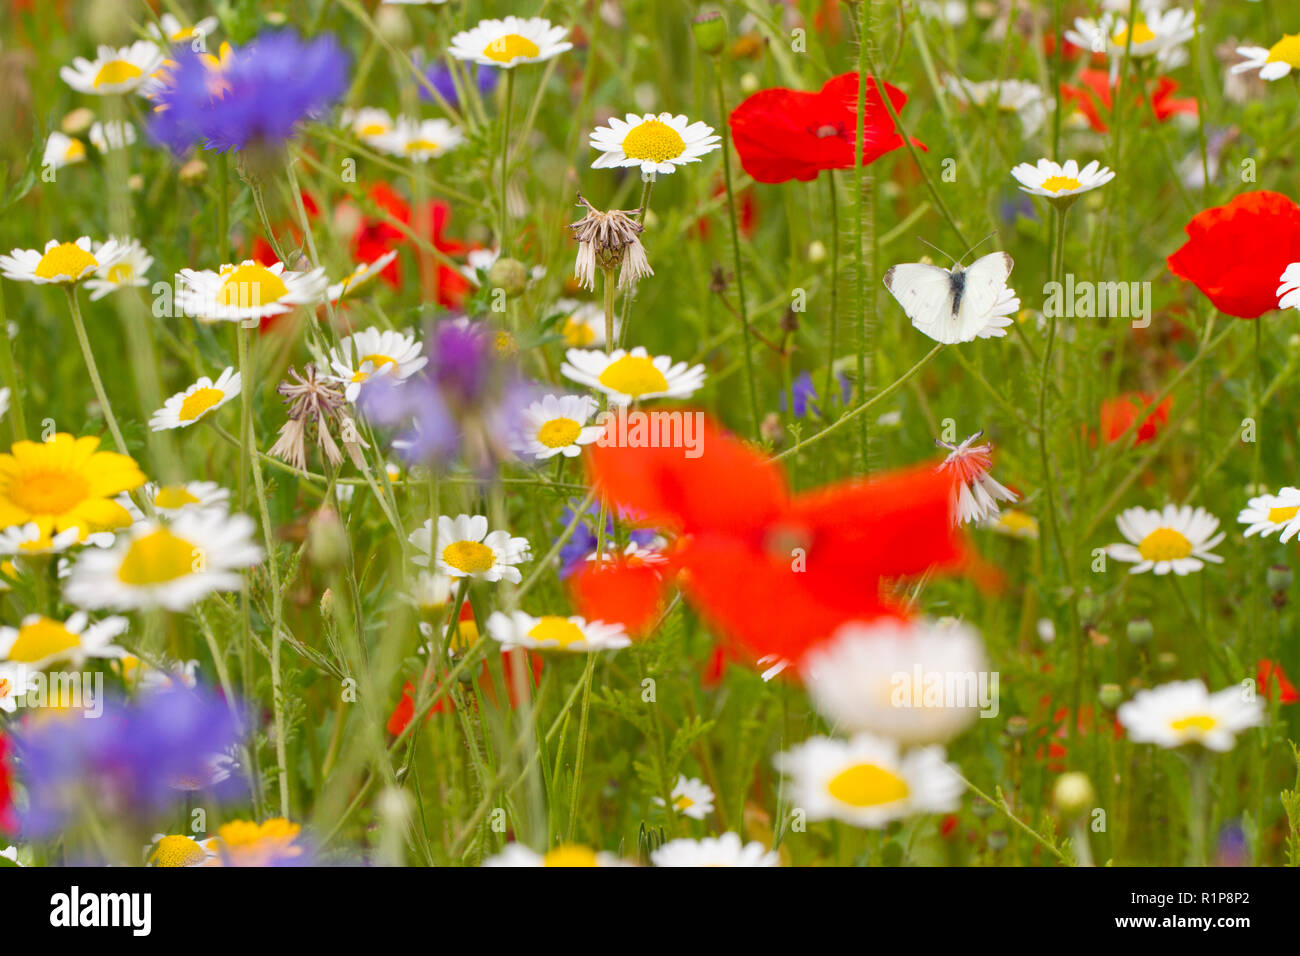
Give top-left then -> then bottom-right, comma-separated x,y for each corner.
883,251 -> 1018,344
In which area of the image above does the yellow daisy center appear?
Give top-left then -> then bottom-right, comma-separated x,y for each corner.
1112,23 -> 1156,47
34,242 -> 97,281
64,140 -> 86,162
442,540 -> 495,574
527,616 -> 587,649
1137,527 -> 1194,562
219,263 -> 289,309
105,262 -> 134,283
482,34 -> 540,64
826,762 -> 910,808
1170,713 -> 1217,734
997,510 -> 1038,535
537,417 -> 582,449
1266,34 -> 1300,67
154,485 -> 200,510
116,528 -> 199,586
405,139 -> 440,154
673,795 -> 695,811
1040,175 -> 1083,193
150,835 -> 206,867
93,59 -> 143,88
450,618 -> 480,656
351,353 -> 397,383
1268,505 -> 1299,524
621,119 -> 687,164
359,122 -> 388,137
9,469 -> 89,515
598,355 -> 669,397
563,317 -> 596,347
178,386 -> 225,422
541,845 -> 598,867
8,617 -> 80,664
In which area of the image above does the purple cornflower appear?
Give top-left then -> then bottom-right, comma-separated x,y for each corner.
149,30 -> 349,155
419,59 -> 498,108
556,499 -> 660,578
11,686 -> 242,837
780,370 -> 851,418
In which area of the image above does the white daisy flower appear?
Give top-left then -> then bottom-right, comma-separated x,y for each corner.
482,844 -> 627,867
1238,487 -> 1300,541
1010,158 -> 1116,200
651,833 -> 779,867
0,845 -> 23,867
0,236 -> 125,285
651,775 -> 716,820
1118,679 -> 1264,752
757,654 -> 792,682
409,514 -> 531,583
341,106 -> 397,144
590,112 -> 721,178
147,833 -> 219,868
584,539 -> 669,569
486,610 -> 630,654
0,612 -> 128,669
327,251 -> 398,303
405,570 -> 456,614
1064,3 -> 1195,67
327,326 -> 427,402
149,368 -> 241,430
774,733 -> 963,829
942,77 -> 1048,136
0,523 -> 102,556
800,617 -> 989,746
555,299 -> 618,348
83,237 -> 152,301
371,117 -> 465,162
123,656 -> 201,693
1276,262 -> 1300,311
561,346 -> 706,405
147,14 -> 220,47
983,509 -> 1040,540
1107,504 -> 1224,575
516,394 -> 604,461
64,508 -> 264,612
60,42 -> 165,95
118,481 -> 231,521
1233,35 -> 1300,82
88,119 -> 136,153
0,663 -> 27,713
42,132 -> 87,170
936,431 -> 1018,526
176,259 -> 328,324
447,17 -> 573,69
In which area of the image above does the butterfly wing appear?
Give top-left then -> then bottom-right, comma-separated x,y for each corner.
883,263 -> 958,341
954,251 -> 1014,332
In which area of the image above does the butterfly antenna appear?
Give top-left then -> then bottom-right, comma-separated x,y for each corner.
915,237 -> 956,264
955,232 -> 999,266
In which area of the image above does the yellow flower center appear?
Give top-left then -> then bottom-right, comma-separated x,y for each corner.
105,262 -> 135,284
93,59 -> 144,88
351,353 -> 397,384
997,510 -> 1038,535
359,122 -> 388,137
9,468 -> 89,516
621,119 -> 687,164
405,139 -> 440,154
34,242 -> 97,281
150,835 -> 207,867
441,540 -> 495,574
116,528 -> 199,586
527,616 -> 587,649
1040,175 -> 1083,193
178,386 -> 225,422
8,617 -> 79,664
482,34 -> 540,64
1137,527 -> 1194,562
64,140 -> 86,162
1267,505 -> 1299,525
450,618 -> 480,656
541,845 -> 598,867
154,485 -> 200,510
218,263 -> 289,309
825,762 -> 910,808
1112,23 -> 1156,47
1266,34 -> 1300,67
1170,713 -> 1217,734
598,355 -> 669,397
673,795 -> 695,812
537,417 -> 582,449
563,317 -> 596,347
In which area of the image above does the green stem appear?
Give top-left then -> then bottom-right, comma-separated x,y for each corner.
500,69 -> 516,254
0,285 -> 26,441
566,652 -> 599,842
64,286 -> 129,454
824,174 -> 840,417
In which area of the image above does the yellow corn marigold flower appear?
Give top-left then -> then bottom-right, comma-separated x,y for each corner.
0,434 -> 144,537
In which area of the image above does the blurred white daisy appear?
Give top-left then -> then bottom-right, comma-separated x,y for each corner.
651,833 -> 779,867
327,326 -> 426,402
1118,679 -> 1263,751
652,775 -> 715,820
486,610 -> 630,653
371,117 -> 465,161
341,107 -> 397,144
1276,262 -> 1300,311
590,112 -> 721,179
83,237 -> 152,301
60,42 -> 164,95
482,844 -> 626,867
409,514 -> 531,583
1107,504 -> 1224,575
88,120 -> 136,153
327,251 -> 398,303
942,77 -> 1048,137
42,132 -> 87,170
0,612 -> 128,669
0,845 -> 22,866
118,481 -> 230,521
0,523 -> 102,556
1238,487 -> 1300,541
1233,35 -> 1300,82
1010,158 -> 1115,201
1064,4 -> 1195,68
0,236 -> 125,285
561,346 -> 705,404
177,259 -> 327,324
555,299 -> 617,348
516,394 -> 603,460
149,368 -> 241,430
447,17 -> 572,69
147,15 -> 219,46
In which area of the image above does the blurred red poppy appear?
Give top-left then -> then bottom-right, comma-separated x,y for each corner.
1167,190 -> 1300,318
1100,392 -> 1172,445
0,734 -> 15,835
729,72 -> 922,184
1258,659 -> 1299,704
1061,70 -> 1197,133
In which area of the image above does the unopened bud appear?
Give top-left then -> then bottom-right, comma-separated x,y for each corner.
308,507 -> 348,570
691,12 -> 727,56
1267,564 -> 1292,592
488,257 -> 529,297
179,158 -> 209,186
1053,772 -> 1095,818
1005,715 -> 1029,738
1126,617 -> 1153,646
1098,683 -> 1123,710
62,108 -> 95,136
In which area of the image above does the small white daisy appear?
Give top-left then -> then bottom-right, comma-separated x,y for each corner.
942,77 -> 1049,136
486,610 -> 630,653
1010,158 -> 1116,201
936,431 -> 1018,526
409,514 -> 531,583
0,845 -> 23,866
1233,35 -> 1300,82
327,327 -> 427,402
147,833 -> 219,868
651,833 -> 779,867
405,570 -> 456,614
774,733 -> 963,829
1238,487 -> 1300,541
149,368 -> 241,430
176,259 -> 328,324
42,132 -> 87,170
88,119 -> 136,153
447,17 -> 573,69
84,237 -> 152,301
1065,3 -> 1195,67
0,523 -> 102,556
64,509 -> 264,612
327,251 -> 398,303
341,106 -> 397,144
1276,262 -> 1300,312
590,112 -> 721,178
60,42 -> 165,95
482,844 -> 627,867
555,299 -> 618,348
561,346 -> 705,405
1118,679 -> 1264,752
0,236 -> 125,285
0,663 -> 28,713
371,117 -> 465,162
651,775 -> 716,820
1107,504 -> 1224,575
516,394 -> 604,461
118,481 -> 231,521
0,612 -> 128,669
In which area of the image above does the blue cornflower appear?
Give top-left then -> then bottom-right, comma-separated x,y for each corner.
780,370 -> 851,418
556,499 -> 661,578
419,59 -> 498,108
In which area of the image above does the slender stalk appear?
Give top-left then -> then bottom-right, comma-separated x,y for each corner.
565,652 -> 599,841
64,286 -> 129,454
500,69 -> 516,254
824,174 -> 840,416
0,285 -> 26,441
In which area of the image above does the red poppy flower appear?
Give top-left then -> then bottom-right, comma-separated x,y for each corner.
0,734 -> 15,835
1061,70 -> 1197,133
1167,191 -> 1300,318
583,415 -> 964,664
1258,659 -> 1299,704
1099,392 -> 1172,445
729,72 -> 923,184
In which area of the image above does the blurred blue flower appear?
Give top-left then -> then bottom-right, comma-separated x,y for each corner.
556,499 -> 660,578
780,370 -> 851,418
419,60 -> 498,108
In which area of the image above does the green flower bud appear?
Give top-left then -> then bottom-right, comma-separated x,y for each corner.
1268,564 -> 1292,592
1053,772 -> 1096,818
691,12 -> 727,56
1126,617 -> 1153,645
1005,715 -> 1029,738
1098,683 -> 1123,710
487,257 -> 529,297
